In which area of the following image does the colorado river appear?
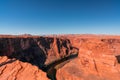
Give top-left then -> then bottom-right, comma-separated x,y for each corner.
44,53 -> 78,80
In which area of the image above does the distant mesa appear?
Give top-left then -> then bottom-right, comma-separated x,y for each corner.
21,34 -> 32,36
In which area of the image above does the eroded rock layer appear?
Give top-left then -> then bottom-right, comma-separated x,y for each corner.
0,56 -> 49,80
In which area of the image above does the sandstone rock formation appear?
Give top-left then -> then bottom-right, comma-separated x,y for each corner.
1,34 -> 120,80
0,56 -> 48,80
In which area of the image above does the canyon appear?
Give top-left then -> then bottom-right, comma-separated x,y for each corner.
0,34 -> 120,80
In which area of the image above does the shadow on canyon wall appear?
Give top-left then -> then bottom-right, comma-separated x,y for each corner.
116,55 -> 120,63
0,38 -> 48,69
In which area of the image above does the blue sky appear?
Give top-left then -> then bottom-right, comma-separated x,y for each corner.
0,0 -> 120,35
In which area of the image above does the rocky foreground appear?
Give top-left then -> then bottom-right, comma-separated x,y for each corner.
0,34 -> 120,80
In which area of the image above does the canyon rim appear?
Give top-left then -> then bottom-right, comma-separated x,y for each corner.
0,34 -> 120,80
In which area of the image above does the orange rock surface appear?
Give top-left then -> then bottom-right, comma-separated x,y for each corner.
0,56 -> 49,80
